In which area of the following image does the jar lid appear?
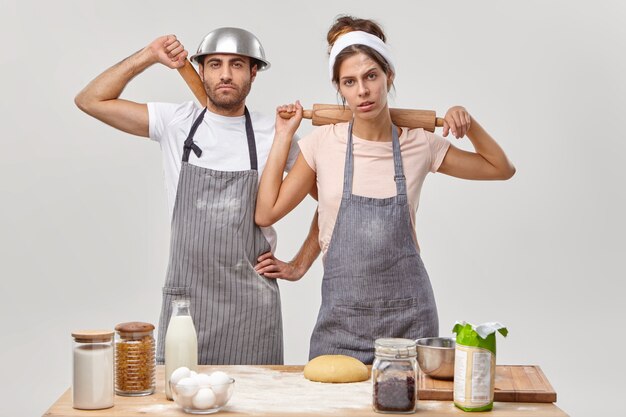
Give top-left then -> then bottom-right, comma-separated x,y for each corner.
375,338 -> 417,359
72,330 -> 114,343
115,322 -> 155,338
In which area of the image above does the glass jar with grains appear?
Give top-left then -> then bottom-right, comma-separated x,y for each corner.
114,322 -> 156,396
372,338 -> 418,414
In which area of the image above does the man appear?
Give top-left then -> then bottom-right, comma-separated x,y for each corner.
75,28 -> 319,365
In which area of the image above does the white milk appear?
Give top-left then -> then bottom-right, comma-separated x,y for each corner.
164,315 -> 198,399
72,344 -> 114,409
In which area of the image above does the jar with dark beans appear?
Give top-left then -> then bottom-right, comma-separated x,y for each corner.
372,338 -> 418,414
374,376 -> 416,412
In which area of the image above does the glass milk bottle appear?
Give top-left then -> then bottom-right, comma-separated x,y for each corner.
72,330 -> 114,410
164,299 -> 198,400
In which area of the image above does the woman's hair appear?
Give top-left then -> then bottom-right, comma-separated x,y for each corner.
327,16 -> 392,85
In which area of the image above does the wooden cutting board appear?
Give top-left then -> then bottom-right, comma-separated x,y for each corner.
419,365 -> 557,402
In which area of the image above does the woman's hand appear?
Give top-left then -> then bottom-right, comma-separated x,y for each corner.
442,105 -> 471,139
275,101 -> 303,138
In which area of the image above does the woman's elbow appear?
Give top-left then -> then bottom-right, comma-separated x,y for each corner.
255,211 -> 275,228
498,163 -> 516,180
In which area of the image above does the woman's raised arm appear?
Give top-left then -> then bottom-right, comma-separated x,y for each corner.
437,106 -> 516,180
256,102 -> 317,226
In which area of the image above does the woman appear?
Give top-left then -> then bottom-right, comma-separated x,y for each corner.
255,16 -> 515,363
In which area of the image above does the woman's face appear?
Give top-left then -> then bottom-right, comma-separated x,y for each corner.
337,52 -> 393,122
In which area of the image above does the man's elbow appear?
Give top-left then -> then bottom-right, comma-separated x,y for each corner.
74,92 -> 90,114
74,89 -> 99,116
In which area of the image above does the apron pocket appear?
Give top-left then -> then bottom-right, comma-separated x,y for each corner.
162,286 -> 191,297
335,296 -> 419,309
160,286 -> 192,328
327,297 -> 421,352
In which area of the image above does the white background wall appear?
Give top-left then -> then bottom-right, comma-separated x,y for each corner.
1,1 -> 624,416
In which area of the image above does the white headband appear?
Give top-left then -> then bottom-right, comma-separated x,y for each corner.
328,31 -> 396,82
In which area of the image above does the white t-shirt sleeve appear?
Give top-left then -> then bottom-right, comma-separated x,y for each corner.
284,133 -> 301,172
147,102 -> 181,143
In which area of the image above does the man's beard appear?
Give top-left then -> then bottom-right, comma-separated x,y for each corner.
205,80 -> 252,111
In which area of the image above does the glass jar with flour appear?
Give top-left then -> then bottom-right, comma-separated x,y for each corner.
71,330 -> 114,410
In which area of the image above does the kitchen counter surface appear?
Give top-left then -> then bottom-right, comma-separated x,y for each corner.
44,365 -> 569,417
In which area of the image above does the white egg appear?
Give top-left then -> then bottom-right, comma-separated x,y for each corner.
175,392 -> 193,408
194,372 -> 211,386
189,370 -> 198,378
170,366 -> 191,385
176,377 -> 199,397
192,388 -> 216,409
208,371 -> 230,385
209,371 -> 231,396
212,384 -> 230,397
213,389 -> 229,406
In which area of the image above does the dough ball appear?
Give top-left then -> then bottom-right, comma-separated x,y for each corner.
304,354 -> 370,383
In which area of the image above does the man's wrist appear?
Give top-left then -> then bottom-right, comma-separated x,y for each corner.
125,47 -> 158,75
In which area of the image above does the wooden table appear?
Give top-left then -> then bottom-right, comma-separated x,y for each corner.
44,365 -> 569,416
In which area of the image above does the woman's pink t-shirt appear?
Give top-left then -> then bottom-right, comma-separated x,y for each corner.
298,123 -> 451,258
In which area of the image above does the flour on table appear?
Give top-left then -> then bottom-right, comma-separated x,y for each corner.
137,403 -> 178,413
225,366 -> 372,414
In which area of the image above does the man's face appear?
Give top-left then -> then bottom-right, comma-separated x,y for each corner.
199,54 -> 257,113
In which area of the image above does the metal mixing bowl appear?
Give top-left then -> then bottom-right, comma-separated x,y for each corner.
190,27 -> 270,70
416,337 -> 456,380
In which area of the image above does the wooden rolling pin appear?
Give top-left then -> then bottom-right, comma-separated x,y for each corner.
279,104 -> 444,132
178,60 -> 208,105
177,60 -> 444,132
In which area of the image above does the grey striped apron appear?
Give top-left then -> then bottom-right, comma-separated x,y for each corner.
156,108 -> 283,365
309,122 -> 439,364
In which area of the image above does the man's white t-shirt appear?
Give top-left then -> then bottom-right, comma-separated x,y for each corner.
147,101 -> 299,252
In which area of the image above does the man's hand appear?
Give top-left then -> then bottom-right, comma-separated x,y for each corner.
148,35 -> 188,69
254,252 -> 306,281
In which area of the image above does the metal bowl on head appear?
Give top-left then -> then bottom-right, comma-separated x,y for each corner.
416,337 -> 456,380
190,27 -> 270,70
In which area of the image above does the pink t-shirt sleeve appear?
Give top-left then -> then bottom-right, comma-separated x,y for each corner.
298,126 -> 326,172
424,131 -> 451,172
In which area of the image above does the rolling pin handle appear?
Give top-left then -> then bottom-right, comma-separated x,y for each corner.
278,110 -> 313,120
177,59 -> 208,106
435,117 -> 445,128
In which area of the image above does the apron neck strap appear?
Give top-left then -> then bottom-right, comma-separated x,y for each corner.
182,107 -> 259,171
244,107 -> 258,171
343,121 -> 407,201
390,125 -> 407,199
183,108 -> 207,162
